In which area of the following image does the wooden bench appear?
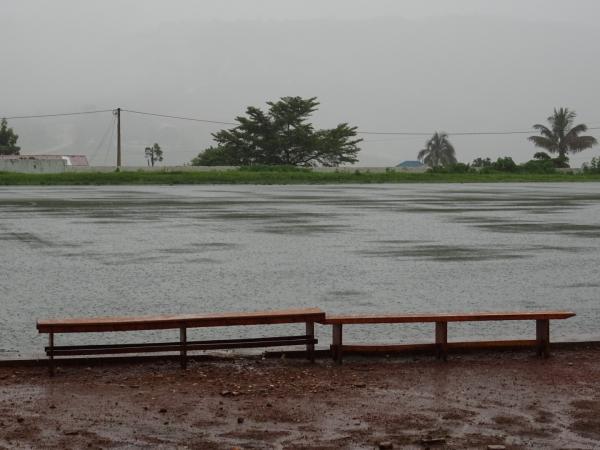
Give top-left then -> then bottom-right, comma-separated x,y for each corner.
37,308 -> 325,375
318,311 -> 575,364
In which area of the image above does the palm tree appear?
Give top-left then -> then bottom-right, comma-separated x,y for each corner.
528,108 -> 597,160
418,132 -> 457,168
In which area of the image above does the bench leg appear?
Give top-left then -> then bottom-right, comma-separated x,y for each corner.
180,327 -> 187,369
48,333 -> 55,377
306,321 -> 315,363
332,324 -> 343,365
536,319 -> 550,358
435,322 -> 448,361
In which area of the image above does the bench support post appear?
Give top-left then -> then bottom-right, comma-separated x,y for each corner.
180,327 -> 187,369
435,321 -> 448,361
306,321 -> 315,362
48,332 -> 55,376
332,324 -> 343,364
536,319 -> 550,358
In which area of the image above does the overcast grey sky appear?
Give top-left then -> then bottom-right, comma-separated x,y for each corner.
2,0 -> 600,166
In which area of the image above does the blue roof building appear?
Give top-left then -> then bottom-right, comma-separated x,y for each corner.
396,160 -> 425,168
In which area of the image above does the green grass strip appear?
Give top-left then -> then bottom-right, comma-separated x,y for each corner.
2,170 -> 600,185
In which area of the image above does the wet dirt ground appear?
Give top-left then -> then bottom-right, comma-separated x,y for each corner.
1,346 -> 599,449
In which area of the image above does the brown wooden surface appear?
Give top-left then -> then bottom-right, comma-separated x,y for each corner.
435,321 -> 448,360
305,322 -> 315,363
44,335 -> 313,352
536,319 -> 550,357
332,323 -> 343,364
319,311 -> 575,325
48,337 -> 317,356
37,308 -> 325,333
338,340 -> 538,353
338,343 -> 437,353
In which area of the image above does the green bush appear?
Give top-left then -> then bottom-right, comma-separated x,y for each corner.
492,157 -> 518,172
430,162 -> 473,173
477,157 -> 519,173
471,157 -> 493,168
533,152 -> 551,161
520,159 -> 556,174
582,157 -> 600,173
552,155 -> 570,168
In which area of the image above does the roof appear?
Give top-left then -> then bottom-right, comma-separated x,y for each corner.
396,160 -> 425,168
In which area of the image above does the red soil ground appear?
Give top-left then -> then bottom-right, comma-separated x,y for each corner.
1,345 -> 599,449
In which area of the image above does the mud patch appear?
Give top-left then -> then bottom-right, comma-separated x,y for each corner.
570,399 -> 600,440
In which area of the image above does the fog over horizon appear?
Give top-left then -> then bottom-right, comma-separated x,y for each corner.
2,0 -> 600,167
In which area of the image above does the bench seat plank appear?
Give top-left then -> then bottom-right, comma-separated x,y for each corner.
48,337 -> 318,356
38,308 -> 323,374
45,334 -> 312,352
320,311 -> 575,325
37,308 -> 325,333
338,339 -> 537,353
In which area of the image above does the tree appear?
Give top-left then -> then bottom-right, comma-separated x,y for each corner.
492,156 -> 517,172
417,132 -> 457,168
144,143 -> 163,167
528,108 -> 597,163
472,157 -> 492,168
0,118 -> 20,155
192,146 -> 238,166
533,152 -> 551,160
191,97 -> 362,167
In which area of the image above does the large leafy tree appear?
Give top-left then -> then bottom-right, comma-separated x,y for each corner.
528,108 -> 597,161
0,118 -> 20,155
417,132 -> 457,168
192,97 -> 362,167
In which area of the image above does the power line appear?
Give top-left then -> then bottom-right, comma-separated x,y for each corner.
122,109 -> 236,126
359,129 -> 532,136
102,117 -> 117,165
2,109 -> 114,120
3,107 -> 600,137
89,115 -> 117,164
122,109 -> 600,136
358,127 -> 600,136
363,136 -> 427,143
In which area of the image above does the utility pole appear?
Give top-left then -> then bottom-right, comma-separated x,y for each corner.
116,107 -> 122,168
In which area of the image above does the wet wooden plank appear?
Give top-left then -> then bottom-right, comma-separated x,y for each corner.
447,339 -> 537,349
320,311 -> 575,324
340,343 -> 437,353
49,337 -> 317,356
339,340 -> 537,353
536,319 -> 550,357
435,321 -> 448,360
45,335 -> 313,352
332,324 -> 343,364
37,308 -> 325,333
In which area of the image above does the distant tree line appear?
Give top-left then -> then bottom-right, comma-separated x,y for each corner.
2,104 -> 598,171
417,107 -> 598,172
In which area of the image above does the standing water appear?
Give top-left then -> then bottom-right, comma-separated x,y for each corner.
1,183 -> 599,358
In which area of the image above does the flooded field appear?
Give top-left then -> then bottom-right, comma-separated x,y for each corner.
1,183 -> 600,358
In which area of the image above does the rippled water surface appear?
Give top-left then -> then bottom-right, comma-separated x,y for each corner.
1,183 -> 600,357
